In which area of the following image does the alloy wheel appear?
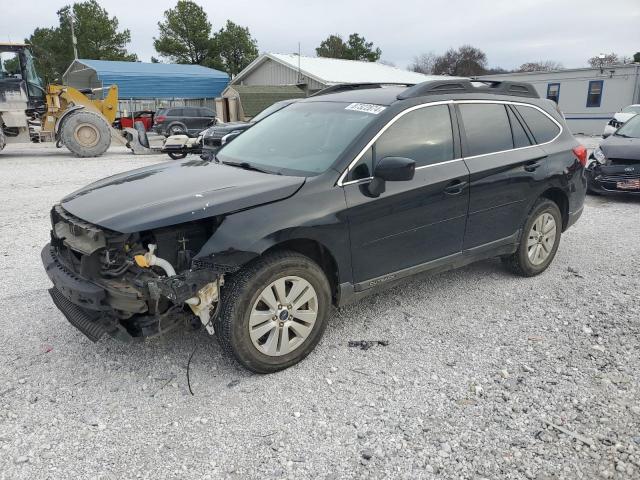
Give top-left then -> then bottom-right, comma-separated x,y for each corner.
249,276 -> 318,356
527,212 -> 557,266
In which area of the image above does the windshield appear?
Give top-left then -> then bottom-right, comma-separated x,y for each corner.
251,100 -> 295,123
615,114 -> 640,138
621,105 -> 640,114
217,101 -> 380,176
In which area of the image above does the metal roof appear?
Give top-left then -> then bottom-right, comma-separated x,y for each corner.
232,53 -> 456,86
64,59 -> 229,99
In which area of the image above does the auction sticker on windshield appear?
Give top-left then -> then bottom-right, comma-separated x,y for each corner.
345,103 -> 386,115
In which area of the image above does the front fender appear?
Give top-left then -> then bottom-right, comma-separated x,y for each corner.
193,185 -> 353,283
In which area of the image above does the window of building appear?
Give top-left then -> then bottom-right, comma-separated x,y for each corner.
515,105 -> 560,144
586,80 -> 603,108
458,103 -> 513,156
546,83 -> 560,104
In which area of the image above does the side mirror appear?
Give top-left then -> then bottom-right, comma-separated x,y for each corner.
374,156 -> 416,181
366,157 -> 416,197
221,131 -> 241,146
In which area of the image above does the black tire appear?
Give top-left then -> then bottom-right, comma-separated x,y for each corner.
60,111 -> 111,157
168,152 -> 187,160
0,126 -> 5,152
168,124 -> 186,136
216,251 -> 331,373
502,198 -> 562,277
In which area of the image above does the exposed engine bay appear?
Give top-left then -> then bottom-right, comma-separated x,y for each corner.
42,204 -> 225,341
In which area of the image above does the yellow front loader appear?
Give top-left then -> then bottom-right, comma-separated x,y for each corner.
0,42 -> 124,157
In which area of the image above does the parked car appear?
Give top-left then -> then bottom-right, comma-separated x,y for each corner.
603,104 -> 640,138
41,79 -> 586,373
201,99 -> 297,158
152,106 -> 216,136
588,113 -> 640,195
114,110 -> 155,131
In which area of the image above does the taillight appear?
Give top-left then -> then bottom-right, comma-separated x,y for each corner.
572,145 -> 587,167
154,115 -> 166,124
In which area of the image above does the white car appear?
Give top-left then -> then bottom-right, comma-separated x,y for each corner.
603,104 -> 640,137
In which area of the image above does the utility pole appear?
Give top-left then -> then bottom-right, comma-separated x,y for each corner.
69,13 -> 78,60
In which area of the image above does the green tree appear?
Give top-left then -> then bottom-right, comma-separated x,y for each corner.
26,0 -> 137,84
316,33 -> 381,62
209,20 -> 258,76
154,0 -> 212,64
316,34 -> 347,59
634,52 -> 640,63
345,33 -> 381,62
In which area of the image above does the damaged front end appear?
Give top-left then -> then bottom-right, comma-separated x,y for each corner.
42,204 -> 227,342
587,155 -> 640,195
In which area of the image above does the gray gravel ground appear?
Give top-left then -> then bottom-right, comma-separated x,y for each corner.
1,141 -> 639,480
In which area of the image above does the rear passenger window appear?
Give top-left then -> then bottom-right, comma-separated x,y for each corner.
346,105 -> 454,182
183,107 -> 199,116
507,107 -> 532,148
169,108 -> 183,116
515,105 -> 560,144
459,103 -> 513,156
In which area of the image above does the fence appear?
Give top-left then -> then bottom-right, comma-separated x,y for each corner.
117,98 -> 217,116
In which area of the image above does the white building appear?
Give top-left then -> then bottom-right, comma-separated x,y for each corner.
229,53 -> 436,92
484,64 -> 640,135
218,53 -> 448,121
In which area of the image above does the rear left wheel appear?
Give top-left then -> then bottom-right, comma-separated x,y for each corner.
216,251 -> 331,373
168,152 -> 187,160
502,198 -> 562,277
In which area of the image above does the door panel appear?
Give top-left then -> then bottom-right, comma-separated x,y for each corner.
462,146 -> 548,248
344,160 -> 470,282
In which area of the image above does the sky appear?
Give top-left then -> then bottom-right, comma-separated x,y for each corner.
1,0 -> 638,70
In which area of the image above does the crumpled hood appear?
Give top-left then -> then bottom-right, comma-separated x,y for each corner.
61,159 -> 305,233
601,135 -> 640,161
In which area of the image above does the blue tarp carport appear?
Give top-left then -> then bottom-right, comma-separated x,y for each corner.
63,59 -> 229,99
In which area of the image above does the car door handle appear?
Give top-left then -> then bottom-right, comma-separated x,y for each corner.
443,179 -> 467,195
524,156 -> 547,172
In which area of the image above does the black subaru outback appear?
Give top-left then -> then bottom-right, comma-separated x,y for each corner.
42,79 -> 587,373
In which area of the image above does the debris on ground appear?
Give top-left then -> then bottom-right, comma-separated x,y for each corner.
347,340 -> 390,350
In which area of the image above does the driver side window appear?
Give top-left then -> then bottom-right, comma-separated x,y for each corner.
346,105 -> 454,182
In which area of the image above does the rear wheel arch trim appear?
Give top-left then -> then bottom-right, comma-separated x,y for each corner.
539,188 -> 570,231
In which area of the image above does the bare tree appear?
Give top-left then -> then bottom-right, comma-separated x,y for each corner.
587,53 -> 620,68
517,61 -> 563,72
410,52 -> 437,74
432,45 -> 487,76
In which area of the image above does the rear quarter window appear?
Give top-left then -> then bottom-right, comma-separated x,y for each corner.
515,105 -> 560,144
169,108 -> 184,116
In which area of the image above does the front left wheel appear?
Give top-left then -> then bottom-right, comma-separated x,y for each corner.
216,251 -> 331,373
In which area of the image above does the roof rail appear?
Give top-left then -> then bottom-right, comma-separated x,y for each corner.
397,79 -> 539,100
311,82 -> 416,97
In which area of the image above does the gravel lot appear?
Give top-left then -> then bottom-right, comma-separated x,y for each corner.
1,140 -> 639,480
